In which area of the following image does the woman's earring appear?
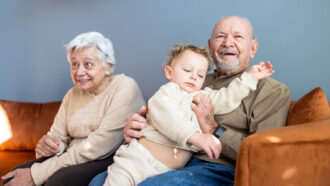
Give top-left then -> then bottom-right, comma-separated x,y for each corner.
105,71 -> 110,76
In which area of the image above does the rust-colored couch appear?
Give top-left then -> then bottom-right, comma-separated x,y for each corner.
235,87 -> 330,186
0,88 -> 329,186
0,100 -> 61,186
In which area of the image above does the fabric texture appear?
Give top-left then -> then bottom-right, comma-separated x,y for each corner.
0,101 -> 61,151
0,151 -> 36,180
3,155 -> 114,186
101,71 -> 257,186
287,87 -> 330,125
104,140 -> 172,186
88,170 -> 108,186
143,72 -> 258,151
194,70 -> 291,167
138,158 -> 235,186
235,118 -> 330,186
30,74 -> 145,185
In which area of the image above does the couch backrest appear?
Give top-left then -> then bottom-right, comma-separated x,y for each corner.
0,100 -> 61,151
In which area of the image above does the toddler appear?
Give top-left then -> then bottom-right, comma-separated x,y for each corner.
104,44 -> 274,186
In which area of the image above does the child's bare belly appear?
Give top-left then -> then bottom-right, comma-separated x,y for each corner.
138,137 -> 192,169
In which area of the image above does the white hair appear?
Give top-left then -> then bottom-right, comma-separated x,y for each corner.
65,32 -> 116,73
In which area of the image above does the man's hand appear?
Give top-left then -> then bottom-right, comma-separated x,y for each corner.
188,132 -> 222,159
249,61 -> 274,80
35,135 -> 60,159
124,106 -> 149,143
1,168 -> 35,186
191,94 -> 219,134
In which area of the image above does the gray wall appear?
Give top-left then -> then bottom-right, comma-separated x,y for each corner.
1,0 -> 329,102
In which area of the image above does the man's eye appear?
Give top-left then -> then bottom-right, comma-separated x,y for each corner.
235,35 -> 243,39
198,75 -> 204,78
86,62 -> 92,66
216,35 -> 224,38
184,69 -> 191,72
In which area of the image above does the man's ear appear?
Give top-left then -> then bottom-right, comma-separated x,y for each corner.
164,65 -> 172,81
250,39 -> 258,59
208,39 -> 212,50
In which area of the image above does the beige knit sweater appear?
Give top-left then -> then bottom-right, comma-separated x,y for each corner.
143,72 -> 258,151
31,74 -> 145,185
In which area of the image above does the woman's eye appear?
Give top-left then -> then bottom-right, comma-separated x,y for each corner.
71,62 -> 78,68
198,75 -> 204,78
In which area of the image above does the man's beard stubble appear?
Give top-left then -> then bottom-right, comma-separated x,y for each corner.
215,56 -> 240,72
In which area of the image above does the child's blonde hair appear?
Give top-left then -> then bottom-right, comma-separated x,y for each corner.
166,44 -> 212,70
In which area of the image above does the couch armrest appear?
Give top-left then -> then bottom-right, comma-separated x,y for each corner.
235,119 -> 330,186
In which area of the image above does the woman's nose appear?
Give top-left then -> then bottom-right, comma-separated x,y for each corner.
76,65 -> 86,75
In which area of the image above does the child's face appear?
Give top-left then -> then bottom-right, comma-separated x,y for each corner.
165,50 -> 209,93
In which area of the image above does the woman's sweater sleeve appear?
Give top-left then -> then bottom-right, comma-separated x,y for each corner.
30,78 -> 145,185
42,90 -> 72,157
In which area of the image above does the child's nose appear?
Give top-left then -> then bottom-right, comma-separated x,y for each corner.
191,74 -> 197,80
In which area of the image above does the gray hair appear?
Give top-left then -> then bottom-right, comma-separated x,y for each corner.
65,32 -> 116,73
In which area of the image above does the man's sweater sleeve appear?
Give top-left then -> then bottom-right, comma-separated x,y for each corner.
219,79 -> 291,160
30,78 -> 145,185
147,83 -> 201,149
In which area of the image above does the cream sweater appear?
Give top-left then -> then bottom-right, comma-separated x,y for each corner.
31,74 -> 145,185
143,72 -> 258,151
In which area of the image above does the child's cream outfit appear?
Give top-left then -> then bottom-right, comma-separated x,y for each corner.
104,72 -> 258,186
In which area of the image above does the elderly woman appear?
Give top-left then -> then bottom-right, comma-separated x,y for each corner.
2,32 -> 145,186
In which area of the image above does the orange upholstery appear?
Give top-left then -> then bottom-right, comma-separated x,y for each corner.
287,87 -> 330,125
235,119 -> 330,186
0,152 -> 35,179
235,87 -> 330,186
0,100 -> 60,186
0,101 -> 60,151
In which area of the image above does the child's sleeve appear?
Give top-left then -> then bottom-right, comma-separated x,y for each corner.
147,83 -> 201,149
205,72 -> 258,115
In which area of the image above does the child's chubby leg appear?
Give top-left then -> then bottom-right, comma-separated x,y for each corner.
104,139 -> 174,186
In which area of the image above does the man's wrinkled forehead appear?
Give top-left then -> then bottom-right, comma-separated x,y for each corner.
212,17 -> 254,39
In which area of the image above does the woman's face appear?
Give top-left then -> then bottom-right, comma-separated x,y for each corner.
70,47 -> 111,94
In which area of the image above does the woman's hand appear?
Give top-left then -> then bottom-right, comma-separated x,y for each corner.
191,94 -> 219,134
1,168 -> 35,186
188,132 -> 222,159
123,106 -> 149,143
35,135 -> 60,158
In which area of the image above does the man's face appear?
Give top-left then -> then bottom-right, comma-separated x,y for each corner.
208,17 -> 258,75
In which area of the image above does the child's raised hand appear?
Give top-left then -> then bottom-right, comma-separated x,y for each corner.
248,61 -> 274,80
188,132 -> 222,159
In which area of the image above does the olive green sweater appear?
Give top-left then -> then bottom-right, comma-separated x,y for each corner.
194,70 -> 291,167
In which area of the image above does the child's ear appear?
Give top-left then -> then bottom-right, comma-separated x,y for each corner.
164,65 -> 172,81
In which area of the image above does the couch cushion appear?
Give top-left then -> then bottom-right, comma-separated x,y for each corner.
0,100 -> 61,151
287,87 -> 330,125
0,151 -> 36,179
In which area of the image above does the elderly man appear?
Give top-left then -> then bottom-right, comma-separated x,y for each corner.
91,16 -> 291,185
